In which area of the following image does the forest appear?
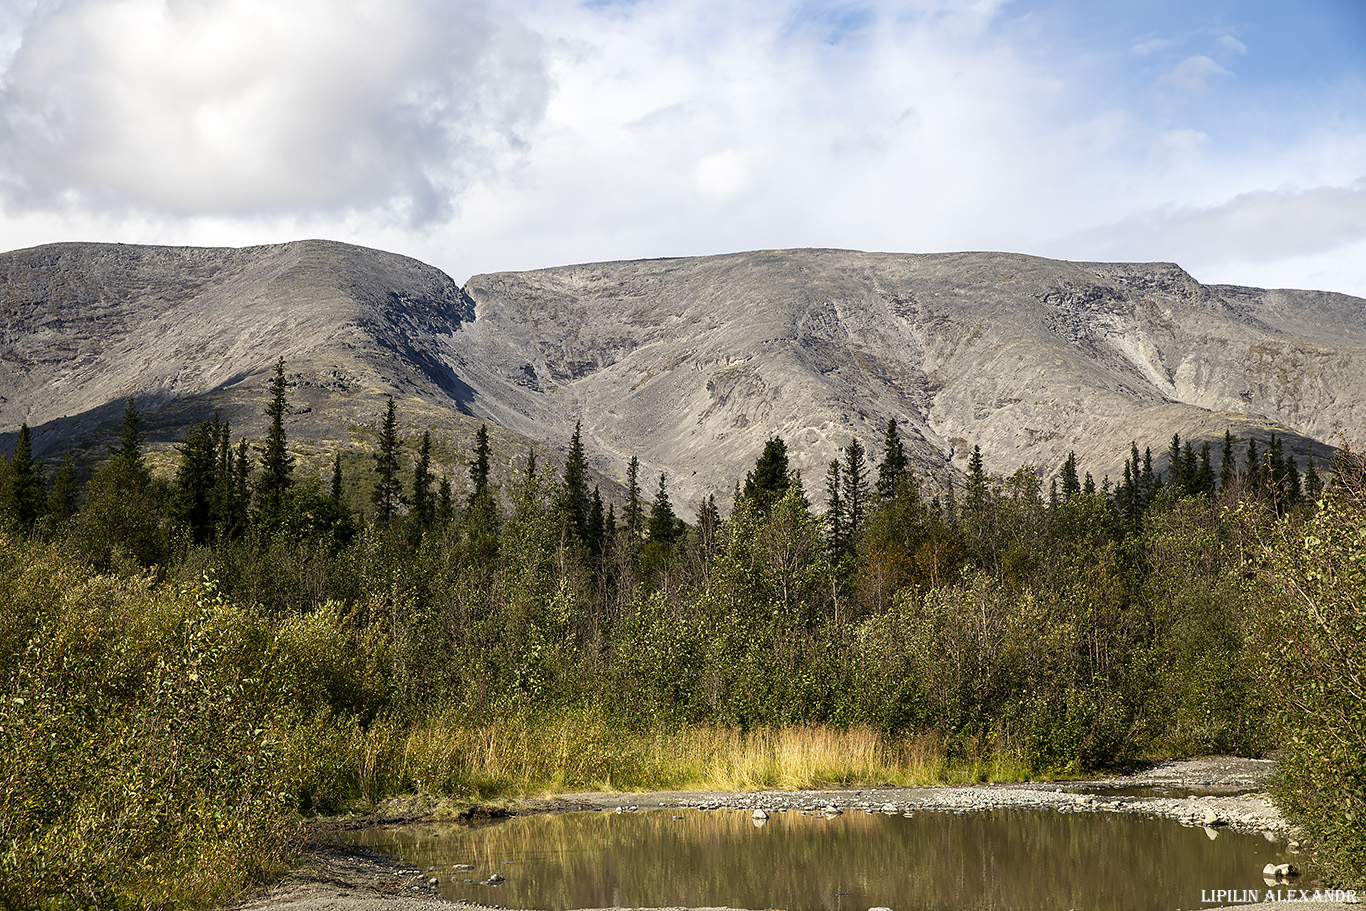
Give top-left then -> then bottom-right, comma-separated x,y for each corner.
1,360 -> 1362,909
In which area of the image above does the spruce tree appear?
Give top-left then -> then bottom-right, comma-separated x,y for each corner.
256,359 -> 294,524
1286,455 -> 1303,505
1167,433 -> 1184,492
743,436 -> 791,514
470,424 -> 491,499
325,451 -> 356,543
587,486 -> 606,559
841,438 -> 870,537
208,420 -> 239,539
558,420 -> 589,541
623,455 -> 644,540
1141,447 -> 1156,502
2,424 -> 46,532
436,476 -> 454,527
411,430 -> 434,531
1305,459 -> 1324,501
372,396 -> 404,524
1060,452 -> 1081,501
965,445 -> 988,513
48,450 -> 77,525
174,416 -> 222,544
233,439 -> 251,521
73,398 -> 162,567
647,473 -> 678,544
467,425 -> 498,536
1197,442 -> 1215,498
875,419 -> 908,500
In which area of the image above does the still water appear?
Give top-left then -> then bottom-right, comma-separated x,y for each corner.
345,806 -> 1303,911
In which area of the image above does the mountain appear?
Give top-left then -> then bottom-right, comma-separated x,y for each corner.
1,240 -> 1358,513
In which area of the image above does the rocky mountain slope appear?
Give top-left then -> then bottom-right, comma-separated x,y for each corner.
1,240 -> 1358,513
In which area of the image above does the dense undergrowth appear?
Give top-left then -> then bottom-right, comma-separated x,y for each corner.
1,382 -> 1362,905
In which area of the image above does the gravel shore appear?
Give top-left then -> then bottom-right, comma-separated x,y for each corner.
228,757 -> 1358,911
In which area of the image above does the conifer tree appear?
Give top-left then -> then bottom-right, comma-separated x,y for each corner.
411,430 -> 434,531
208,420 -> 240,539
234,439 -> 251,519
841,438 -> 870,537
875,419 -> 908,500
743,436 -> 791,514
647,472 -> 678,544
255,358 -> 295,526
587,486 -> 606,559
1197,442 -> 1215,498
470,424 -> 491,499
1305,459 -> 1324,501
2,423 -> 46,532
1167,433 -> 1184,492
623,455 -> 644,540
557,420 -> 589,541
330,451 -> 345,505
73,398 -> 162,566
965,445 -> 988,513
325,451 -> 356,542
436,476 -> 454,527
467,425 -> 498,536
1285,455 -> 1302,506
1060,452 -> 1081,501
174,416 -> 223,544
372,396 -> 404,524
48,450 -> 77,525
1141,447 -> 1156,502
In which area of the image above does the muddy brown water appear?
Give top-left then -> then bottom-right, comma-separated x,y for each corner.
344,807 -> 1308,911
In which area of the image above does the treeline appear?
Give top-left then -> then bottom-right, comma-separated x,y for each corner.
1,361 -> 1363,905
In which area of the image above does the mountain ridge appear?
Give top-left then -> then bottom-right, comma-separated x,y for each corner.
1,239 -> 1355,514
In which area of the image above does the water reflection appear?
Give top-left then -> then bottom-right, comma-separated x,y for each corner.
345,806 -> 1304,911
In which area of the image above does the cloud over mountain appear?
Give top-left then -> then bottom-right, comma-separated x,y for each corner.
0,0 -> 548,224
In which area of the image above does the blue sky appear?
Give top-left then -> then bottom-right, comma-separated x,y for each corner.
1,0 -> 1363,296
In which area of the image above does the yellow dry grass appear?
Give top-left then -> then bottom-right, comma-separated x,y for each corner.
343,709 -> 1032,803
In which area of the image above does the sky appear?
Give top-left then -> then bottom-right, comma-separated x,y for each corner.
1,0 -> 1364,295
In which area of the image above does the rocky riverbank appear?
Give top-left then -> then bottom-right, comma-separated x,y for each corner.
228,757 -> 1357,911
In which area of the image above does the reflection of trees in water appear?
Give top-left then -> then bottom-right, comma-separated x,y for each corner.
349,807 -> 1281,911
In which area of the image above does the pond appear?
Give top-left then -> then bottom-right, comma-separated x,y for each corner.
344,806 -> 1307,911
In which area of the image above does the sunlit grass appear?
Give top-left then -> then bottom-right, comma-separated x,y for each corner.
334,708 -> 1034,807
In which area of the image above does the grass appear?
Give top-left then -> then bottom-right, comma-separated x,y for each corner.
317,708 -> 1035,809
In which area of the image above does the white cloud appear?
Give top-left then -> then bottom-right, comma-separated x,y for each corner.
1158,54 -> 1231,93
1051,180 -> 1366,291
0,0 -> 548,224
0,0 -> 1364,301
1215,33 -> 1248,56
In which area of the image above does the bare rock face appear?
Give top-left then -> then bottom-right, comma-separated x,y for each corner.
0,239 -> 502,482
1,241 -> 1358,515
459,249 -> 1356,510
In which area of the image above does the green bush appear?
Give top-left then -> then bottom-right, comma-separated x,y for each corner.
1250,449 -> 1366,887
0,539 -> 300,910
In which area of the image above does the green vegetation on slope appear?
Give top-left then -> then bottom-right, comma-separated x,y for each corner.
0,388 -> 1361,907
